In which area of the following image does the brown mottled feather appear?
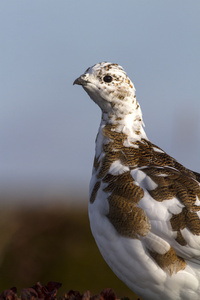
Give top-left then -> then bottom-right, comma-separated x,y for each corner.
93,124 -> 200,250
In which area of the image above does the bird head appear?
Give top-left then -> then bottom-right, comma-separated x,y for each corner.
73,62 -> 138,118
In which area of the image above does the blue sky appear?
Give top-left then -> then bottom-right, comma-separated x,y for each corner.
1,0 -> 200,202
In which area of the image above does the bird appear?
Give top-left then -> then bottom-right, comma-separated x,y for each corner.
73,62 -> 200,300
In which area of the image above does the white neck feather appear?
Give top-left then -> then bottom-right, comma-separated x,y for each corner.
95,101 -> 148,158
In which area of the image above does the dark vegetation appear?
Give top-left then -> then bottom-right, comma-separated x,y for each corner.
0,199 -> 141,300
0,282 -> 130,300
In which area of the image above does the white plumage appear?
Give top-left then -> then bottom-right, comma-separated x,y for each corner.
74,62 -> 200,300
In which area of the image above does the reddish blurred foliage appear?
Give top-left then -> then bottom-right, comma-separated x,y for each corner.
0,282 -> 129,300
0,282 -> 61,300
0,287 -> 18,300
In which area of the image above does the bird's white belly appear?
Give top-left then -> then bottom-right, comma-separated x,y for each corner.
88,190 -> 200,300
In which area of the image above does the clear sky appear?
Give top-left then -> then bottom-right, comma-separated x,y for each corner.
1,0 -> 200,202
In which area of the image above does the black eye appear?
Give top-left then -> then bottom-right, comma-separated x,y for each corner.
103,75 -> 113,83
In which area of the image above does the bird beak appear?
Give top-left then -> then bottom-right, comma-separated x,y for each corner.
73,75 -> 87,86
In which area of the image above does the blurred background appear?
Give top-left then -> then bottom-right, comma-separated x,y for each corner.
0,0 -> 200,299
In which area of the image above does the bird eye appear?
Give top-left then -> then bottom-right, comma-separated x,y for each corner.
103,75 -> 113,83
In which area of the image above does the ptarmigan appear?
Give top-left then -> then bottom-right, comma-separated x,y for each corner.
73,62 -> 200,300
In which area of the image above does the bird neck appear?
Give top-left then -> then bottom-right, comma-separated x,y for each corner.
94,106 -> 148,158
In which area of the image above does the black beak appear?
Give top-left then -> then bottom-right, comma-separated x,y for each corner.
73,75 -> 88,86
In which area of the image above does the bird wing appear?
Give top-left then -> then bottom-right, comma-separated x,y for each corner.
130,139 -> 200,261
131,164 -> 200,262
